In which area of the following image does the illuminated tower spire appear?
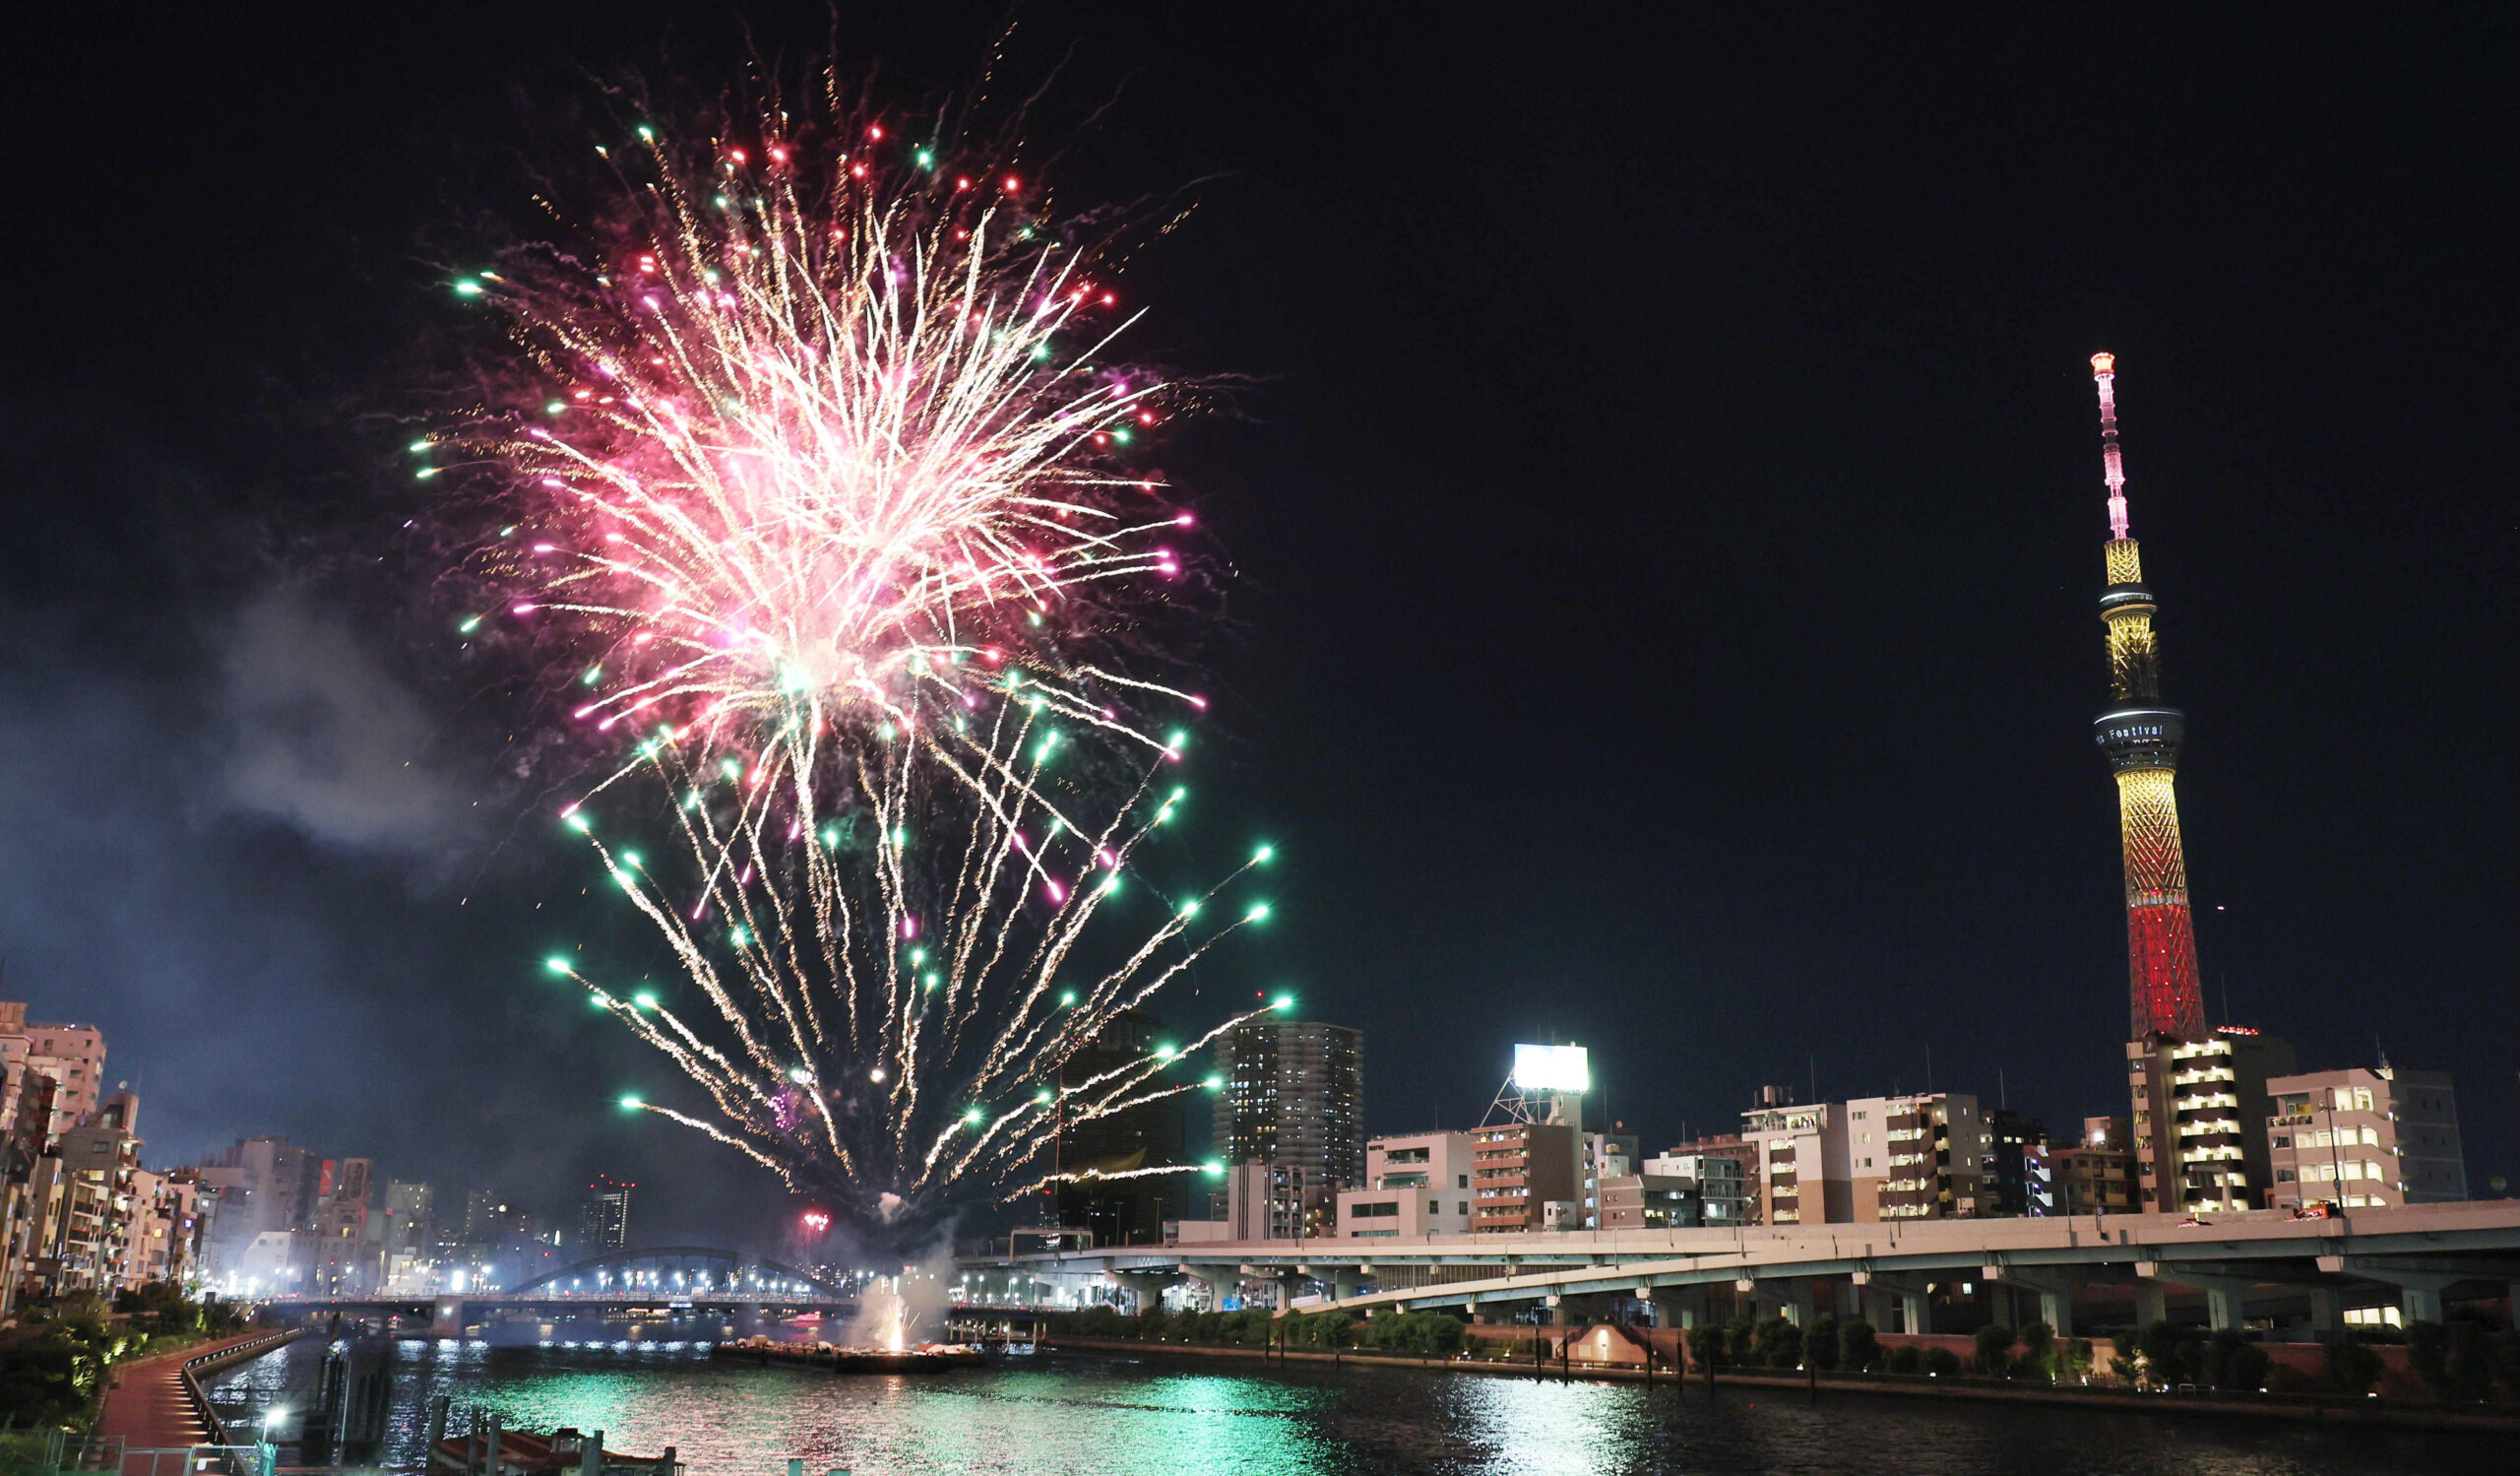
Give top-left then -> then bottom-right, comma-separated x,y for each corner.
2089,353 -> 2208,1042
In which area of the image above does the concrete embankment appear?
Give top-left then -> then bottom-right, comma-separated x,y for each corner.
1041,1334 -> 2520,1435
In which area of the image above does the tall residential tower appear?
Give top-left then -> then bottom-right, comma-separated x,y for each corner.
2088,353 -> 2210,1044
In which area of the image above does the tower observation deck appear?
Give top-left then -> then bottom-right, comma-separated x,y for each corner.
2089,353 -> 2209,1043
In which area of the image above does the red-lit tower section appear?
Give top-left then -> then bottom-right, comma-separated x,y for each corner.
2088,353 -> 2209,1043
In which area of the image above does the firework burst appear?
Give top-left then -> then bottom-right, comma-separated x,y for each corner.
432,80 -> 1269,1239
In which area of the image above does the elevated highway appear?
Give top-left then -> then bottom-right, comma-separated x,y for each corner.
965,1200 -> 2520,1336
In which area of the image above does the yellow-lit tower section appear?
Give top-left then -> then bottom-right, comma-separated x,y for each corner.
2089,353 -> 2209,1043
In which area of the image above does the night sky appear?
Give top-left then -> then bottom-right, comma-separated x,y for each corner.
4,6 -> 2510,1247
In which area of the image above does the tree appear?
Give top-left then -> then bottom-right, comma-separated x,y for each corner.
2204,1330 -> 2269,1392
2406,1320 -> 2451,1398
2019,1321 -> 2057,1382
1724,1317 -> 1759,1368
1804,1315 -> 1841,1372
1837,1318 -> 1881,1374
1974,1324 -> 2015,1378
2136,1319 -> 2201,1388
2322,1336 -> 2382,1396
1361,1312 -> 1466,1357
2489,1327 -> 2520,1404
2062,1337 -> 2096,1383
1885,1344 -> 1922,1375
1922,1345 -> 1962,1379
1752,1316 -> 1803,1370
1685,1323 -> 1727,1372
2444,1319 -> 2496,1403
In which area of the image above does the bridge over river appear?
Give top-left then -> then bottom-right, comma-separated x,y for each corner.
961,1199 -> 2520,1337
267,1246 -> 858,1335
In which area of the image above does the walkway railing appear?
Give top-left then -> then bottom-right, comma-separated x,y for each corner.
25,1434 -> 272,1476
177,1332 -> 298,1446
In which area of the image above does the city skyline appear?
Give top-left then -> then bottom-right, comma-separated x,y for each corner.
0,5 -> 2508,1248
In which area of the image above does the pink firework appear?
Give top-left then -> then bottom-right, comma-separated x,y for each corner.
441,101 -> 1196,802
446,85 -> 1269,1244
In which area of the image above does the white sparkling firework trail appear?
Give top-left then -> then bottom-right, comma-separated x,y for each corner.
436,87 -> 1271,1237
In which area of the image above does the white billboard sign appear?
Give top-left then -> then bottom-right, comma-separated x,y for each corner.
1511,1043 -> 1591,1094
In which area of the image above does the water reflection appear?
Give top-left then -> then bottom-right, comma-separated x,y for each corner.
209,1337 -> 2491,1476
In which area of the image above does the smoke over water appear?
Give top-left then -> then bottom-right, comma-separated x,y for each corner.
843,1244 -> 956,1349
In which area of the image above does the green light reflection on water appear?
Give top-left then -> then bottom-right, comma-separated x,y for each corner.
209,1338 -> 2494,1476
392,1352 -> 1339,1475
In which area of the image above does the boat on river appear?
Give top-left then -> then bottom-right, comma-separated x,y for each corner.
713,1335 -> 985,1374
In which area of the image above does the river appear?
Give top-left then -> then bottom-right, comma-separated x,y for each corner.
207,1325 -> 2494,1475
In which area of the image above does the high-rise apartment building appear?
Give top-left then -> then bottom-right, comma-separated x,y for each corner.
579,1174 -> 634,1251
2266,1066 -> 2466,1209
1469,1122 -> 1580,1233
308,1157 -> 377,1294
196,1135 -> 321,1280
1739,1098 -> 1851,1226
1639,1150 -> 1749,1224
1982,1109 -> 2047,1217
29,1091 -> 144,1295
1053,1009 -> 1195,1247
380,1181 -> 435,1254
0,1000 -> 107,1138
1656,1135 -> 1760,1224
2127,1027 -> 2295,1212
1212,1017 -> 1364,1187
1843,1093 -> 1989,1221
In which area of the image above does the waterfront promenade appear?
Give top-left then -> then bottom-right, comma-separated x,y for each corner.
97,1331 -> 296,1452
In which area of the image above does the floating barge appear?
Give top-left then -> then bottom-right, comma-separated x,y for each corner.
428,1425 -> 679,1474
713,1336 -> 984,1374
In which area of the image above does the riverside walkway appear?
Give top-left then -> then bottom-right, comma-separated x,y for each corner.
97,1330 -> 296,1452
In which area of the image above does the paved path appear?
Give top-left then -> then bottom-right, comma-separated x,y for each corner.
97,1332 -> 288,1450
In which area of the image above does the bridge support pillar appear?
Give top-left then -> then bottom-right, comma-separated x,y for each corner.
2157,1265 -> 2259,1332
1986,1265 -> 2077,1337
2340,1256 -> 2492,1329
2039,1286 -> 2075,1338
1636,1285 -> 1677,1330
1541,1295 -> 1563,1326
1779,1280 -> 1816,1327
2131,1279 -> 2167,1327
1854,1269 -> 1927,1334
2304,1286 -> 2340,1336
1176,1266 -> 1225,1310
1107,1271 -> 1171,1316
